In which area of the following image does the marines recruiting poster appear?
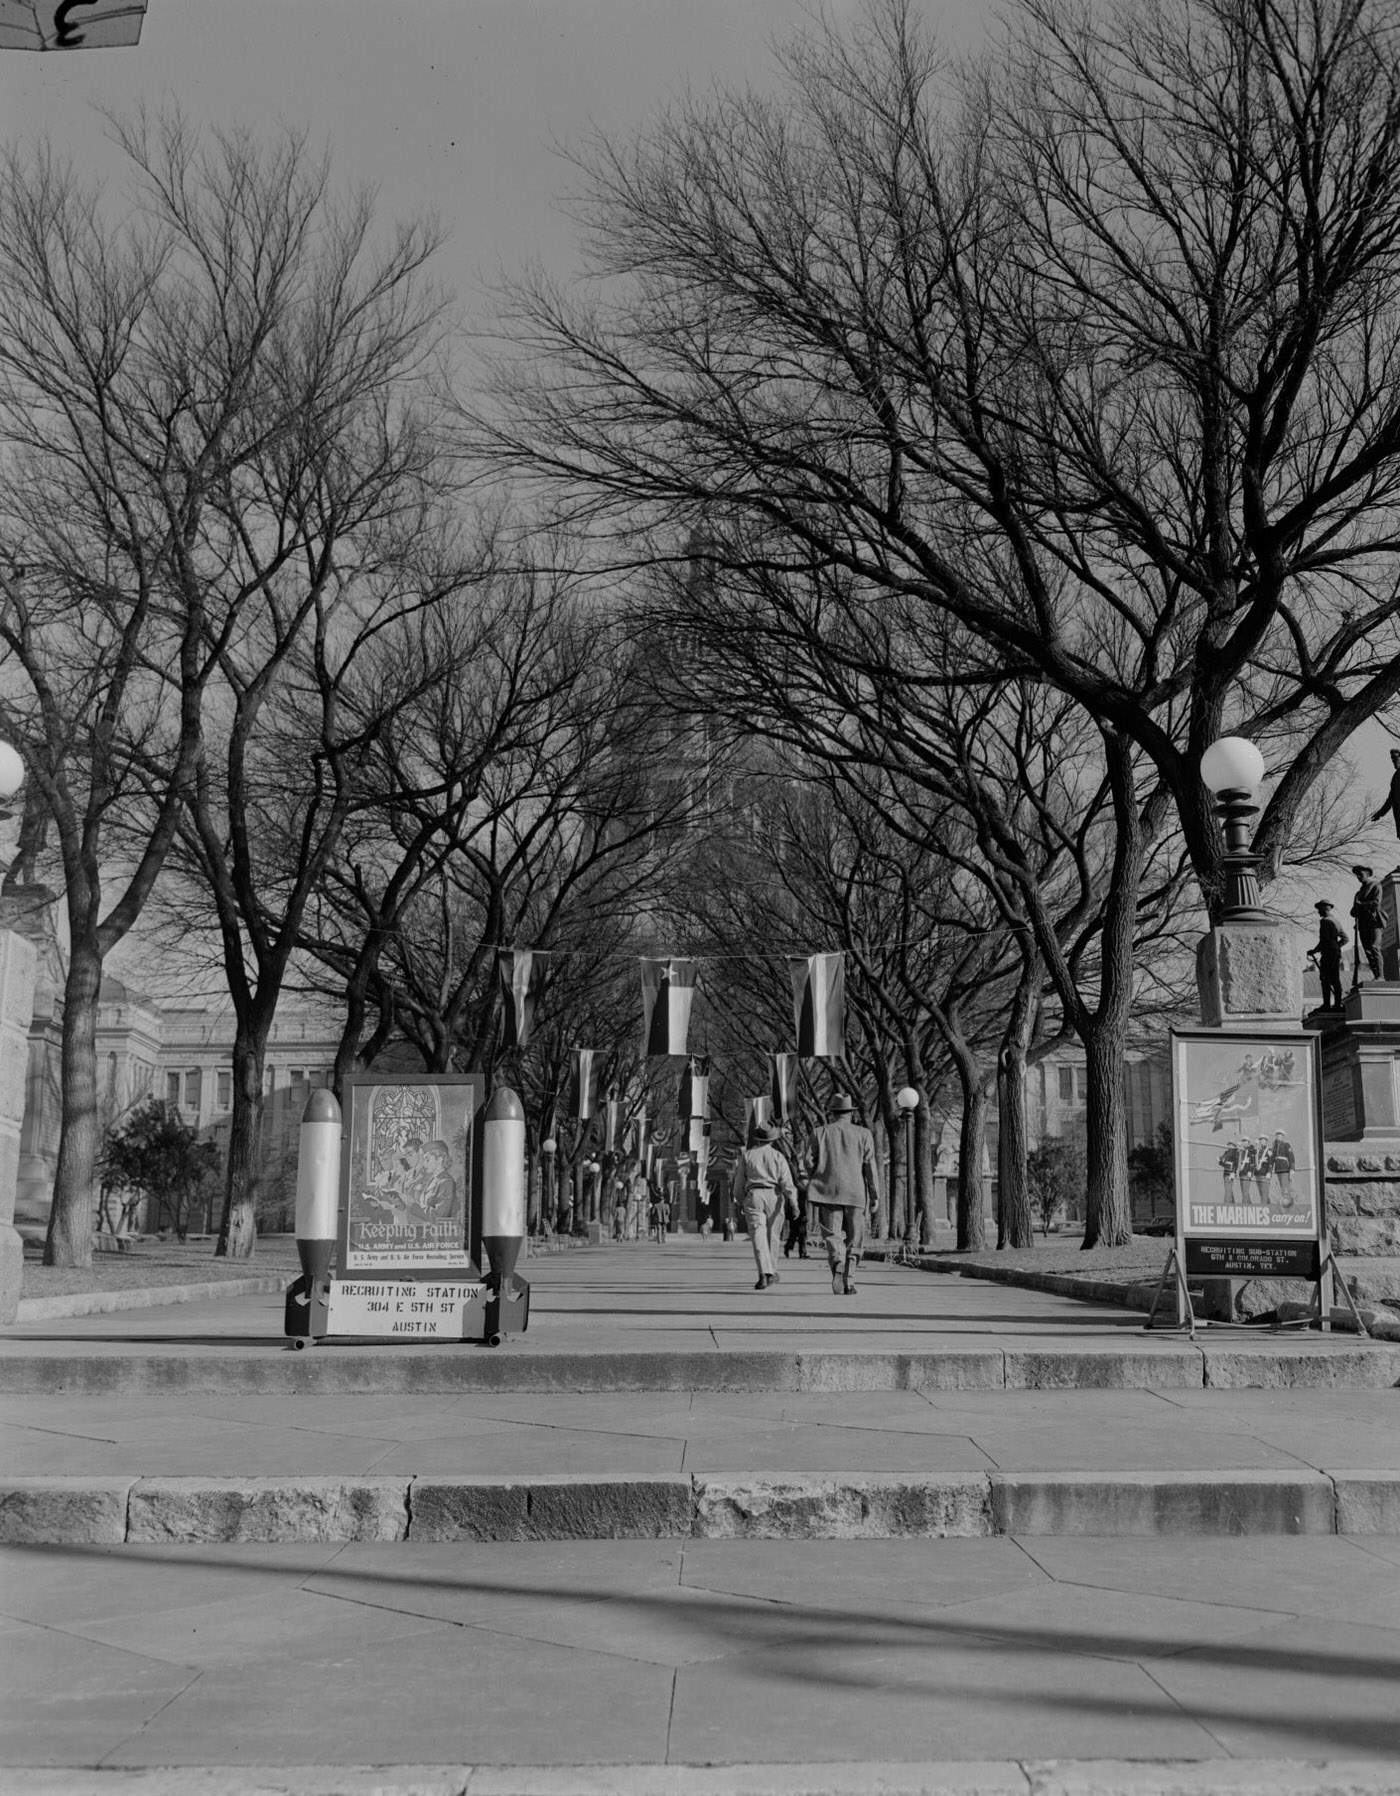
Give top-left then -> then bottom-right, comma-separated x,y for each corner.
338,1075 -> 482,1274
1171,1029 -> 1325,1279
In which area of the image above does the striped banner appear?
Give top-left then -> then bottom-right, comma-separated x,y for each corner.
569,1047 -> 600,1120
640,958 -> 698,1056
790,952 -> 845,1058
744,1094 -> 773,1139
770,1052 -> 799,1122
497,949 -> 542,1050
677,1054 -> 710,1120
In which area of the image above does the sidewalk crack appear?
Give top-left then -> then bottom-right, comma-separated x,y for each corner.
663,1665 -> 679,1763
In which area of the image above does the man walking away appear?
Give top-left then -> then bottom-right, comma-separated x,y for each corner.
806,1093 -> 880,1295
730,1119 -> 797,1289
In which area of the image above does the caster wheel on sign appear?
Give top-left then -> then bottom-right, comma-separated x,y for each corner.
487,1332 -> 503,1347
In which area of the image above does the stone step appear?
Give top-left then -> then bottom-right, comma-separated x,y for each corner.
5,1467 -> 1397,1545
4,1339 -> 1400,1394
6,1759 -> 1400,1796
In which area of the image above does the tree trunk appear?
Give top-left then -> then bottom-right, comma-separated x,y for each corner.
957,1077 -> 989,1252
44,936 -> 103,1268
1082,1021 -> 1133,1248
217,1024 -> 267,1260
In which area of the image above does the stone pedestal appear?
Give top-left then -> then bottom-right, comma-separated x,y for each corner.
1196,917 -> 1304,1029
1316,985 -> 1400,1142
0,928 -> 37,1322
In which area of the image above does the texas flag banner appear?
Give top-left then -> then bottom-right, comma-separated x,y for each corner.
569,1047 -> 600,1120
791,953 -> 845,1058
677,1054 -> 710,1120
744,1094 -> 773,1138
770,1053 -> 799,1121
640,958 -> 698,1056
498,950 -> 542,1050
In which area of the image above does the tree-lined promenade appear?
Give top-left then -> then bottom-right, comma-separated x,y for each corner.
4,0 -> 1400,1265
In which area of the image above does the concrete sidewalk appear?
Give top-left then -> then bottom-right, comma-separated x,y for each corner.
4,1238 -> 1398,1393
4,1535 -> 1400,1780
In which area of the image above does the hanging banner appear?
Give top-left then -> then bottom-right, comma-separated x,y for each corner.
605,1097 -> 621,1154
640,958 -> 698,1056
498,950 -> 542,1050
0,1 -> 147,50
677,1054 -> 710,1119
791,953 -> 845,1058
688,1116 -> 710,1154
771,1053 -> 799,1121
744,1094 -> 773,1138
569,1047 -> 599,1120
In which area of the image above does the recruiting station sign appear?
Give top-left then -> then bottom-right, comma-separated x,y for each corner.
328,1072 -> 487,1338
1170,1029 -> 1325,1282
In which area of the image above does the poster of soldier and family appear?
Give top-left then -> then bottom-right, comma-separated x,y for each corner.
1171,1030 -> 1325,1277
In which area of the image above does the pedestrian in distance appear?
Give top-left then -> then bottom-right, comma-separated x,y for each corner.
784,1173 -> 810,1259
805,1092 -> 880,1295
729,1117 -> 797,1289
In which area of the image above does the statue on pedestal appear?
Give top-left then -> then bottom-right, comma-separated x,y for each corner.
1308,900 -> 1347,1010
1371,747 -> 1400,840
1350,866 -> 1384,987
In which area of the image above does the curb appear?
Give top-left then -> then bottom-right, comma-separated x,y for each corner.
5,1761 -> 1400,1796
920,1256 -> 1400,1339
4,1467 -> 1399,1545
2,1340 -> 1398,1394
14,1275 -> 288,1322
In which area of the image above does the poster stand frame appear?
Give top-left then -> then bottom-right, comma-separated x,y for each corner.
287,1072 -> 491,1348
1152,1027 -> 1370,1340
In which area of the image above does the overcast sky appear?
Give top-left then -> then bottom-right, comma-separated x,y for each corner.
3,0 -> 1396,904
0,0 -> 983,301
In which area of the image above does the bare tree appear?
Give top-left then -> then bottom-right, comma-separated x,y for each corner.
0,114 -> 444,1263
470,0 -> 1400,1241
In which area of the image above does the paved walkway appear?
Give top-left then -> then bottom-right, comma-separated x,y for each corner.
4,1237 -> 1397,1392
4,1535 -> 1400,1778
4,1240 -> 1400,1791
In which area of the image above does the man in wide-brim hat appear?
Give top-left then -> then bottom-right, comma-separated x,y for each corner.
729,1117 -> 798,1290
805,1091 -> 880,1296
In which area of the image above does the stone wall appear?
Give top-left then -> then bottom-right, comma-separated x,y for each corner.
1322,1148 -> 1400,1303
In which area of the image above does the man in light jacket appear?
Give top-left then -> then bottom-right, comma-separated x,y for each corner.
729,1119 -> 798,1290
807,1092 -> 880,1296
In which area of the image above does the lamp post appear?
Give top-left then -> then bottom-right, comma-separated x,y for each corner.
896,1085 -> 919,1245
541,1137 -> 557,1231
0,742 -> 23,816
1199,735 -> 1269,920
